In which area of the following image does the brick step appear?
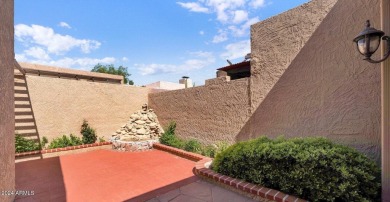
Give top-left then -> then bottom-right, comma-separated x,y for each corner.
15,118 -> 35,123
15,97 -> 30,102
15,132 -> 38,136
15,90 -> 28,94
14,75 -> 25,80
15,125 -> 36,130
15,111 -> 33,116
14,82 -> 27,87
15,104 -> 32,109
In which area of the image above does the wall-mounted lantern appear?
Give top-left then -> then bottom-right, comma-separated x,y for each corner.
353,20 -> 390,63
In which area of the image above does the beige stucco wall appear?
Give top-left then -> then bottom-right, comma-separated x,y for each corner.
23,75 -> 150,141
239,0 -> 381,162
149,78 -> 250,144
0,0 -> 15,201
250,0 -> 338,111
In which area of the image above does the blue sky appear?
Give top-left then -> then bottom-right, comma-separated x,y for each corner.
15,0 -> 309,85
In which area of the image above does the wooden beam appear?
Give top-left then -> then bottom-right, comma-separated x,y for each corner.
381,0 -> 390,201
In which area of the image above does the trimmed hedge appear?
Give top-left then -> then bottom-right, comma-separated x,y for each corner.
212,137 -> 381,202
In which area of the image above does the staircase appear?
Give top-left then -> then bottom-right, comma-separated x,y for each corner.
14,64 -> 40,145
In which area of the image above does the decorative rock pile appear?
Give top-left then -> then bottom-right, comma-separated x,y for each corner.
110,104 -> 164,151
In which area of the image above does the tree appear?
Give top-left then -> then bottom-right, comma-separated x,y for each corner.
91,63 -> 134,85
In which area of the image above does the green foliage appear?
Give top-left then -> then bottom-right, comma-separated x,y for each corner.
81,120 -> 97,144
99,136 -> 106,143
213,136 -> 381,202
160,122 -> 230,158
214,142 -> 230,155
40,136 -> 48,149
48,134 -> 83,149
201,145 -> 216,157
160,122 -> 185,149
184,139 -> 202,153
91,63 -> 134,85
15,134 -> 41,153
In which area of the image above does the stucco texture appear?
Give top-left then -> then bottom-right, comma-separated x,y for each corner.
21,75 -> 150,142
250,0 -> 338,111
0,0 -> 15,201
149,78 -> 250,144
239,0 -> 381,162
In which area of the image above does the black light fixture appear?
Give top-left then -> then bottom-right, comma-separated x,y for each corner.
353,20 -> 390,63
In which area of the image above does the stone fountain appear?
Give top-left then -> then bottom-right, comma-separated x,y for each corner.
110,104 -> 163,151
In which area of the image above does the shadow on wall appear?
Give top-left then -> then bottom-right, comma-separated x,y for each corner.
237,0 -> 381,163
14,71 -> 43,159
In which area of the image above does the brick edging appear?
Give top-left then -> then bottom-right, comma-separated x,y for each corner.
153,143 -> 307,202
15,142 -> 112,157
153,143 -> 206,161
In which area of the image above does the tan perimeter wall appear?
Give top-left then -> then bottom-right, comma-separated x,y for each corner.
239,0 -> 381,162
149,0 -> 381,163
249,0 -> 338,111
24,75 -> 150,142
0,0 -> 15,201
149,78 -> 250,144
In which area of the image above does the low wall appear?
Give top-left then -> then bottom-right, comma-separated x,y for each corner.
20,75 -> 149,142
149,78 -> 250,144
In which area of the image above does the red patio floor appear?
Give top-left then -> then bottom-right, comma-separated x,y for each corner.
15,149 -> 198,202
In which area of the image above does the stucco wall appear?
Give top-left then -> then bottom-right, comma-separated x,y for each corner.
149,78 -> 250,144
239,0 -> 381,162
22,75 -> 150,141
250,0 -> 338,111
0,0 -> 15,201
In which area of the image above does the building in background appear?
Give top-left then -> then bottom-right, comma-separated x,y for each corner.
145,81 -> 185,91
216,61 -> 251,80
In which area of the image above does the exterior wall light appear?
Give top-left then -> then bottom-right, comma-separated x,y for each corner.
353,20 -> 390,63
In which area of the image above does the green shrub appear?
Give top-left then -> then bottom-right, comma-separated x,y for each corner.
184,139 -> 202,153
48,134 -> 83,149
160,122 -> 232,158
81,120 -> 97,144
15,134 -> 41,153
212,137 -> 381,202
201,145 -> 216,157
98,136 -> 106,143
214,142 -> 230,155
40,136 -> 48,149
160,122 -> 185,149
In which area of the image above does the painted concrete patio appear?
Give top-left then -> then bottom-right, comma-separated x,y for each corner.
15,149 -> 255,202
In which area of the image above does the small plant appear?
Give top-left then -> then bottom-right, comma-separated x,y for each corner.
201,145 -> 216,157
159,122 -> 231,158
214,141 -> 230,155
69,134 -> 83,145
40,136 -> 48,149
160,122 -> 185,149
15,134 -> 41,153
98,136 -> 106,143
48,134 -> 83,149
81,120 -> 97,144
201,142 -> 231,158
184,139 -> 202,153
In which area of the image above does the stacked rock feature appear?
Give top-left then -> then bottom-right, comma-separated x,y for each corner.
111,104 -> 163,151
